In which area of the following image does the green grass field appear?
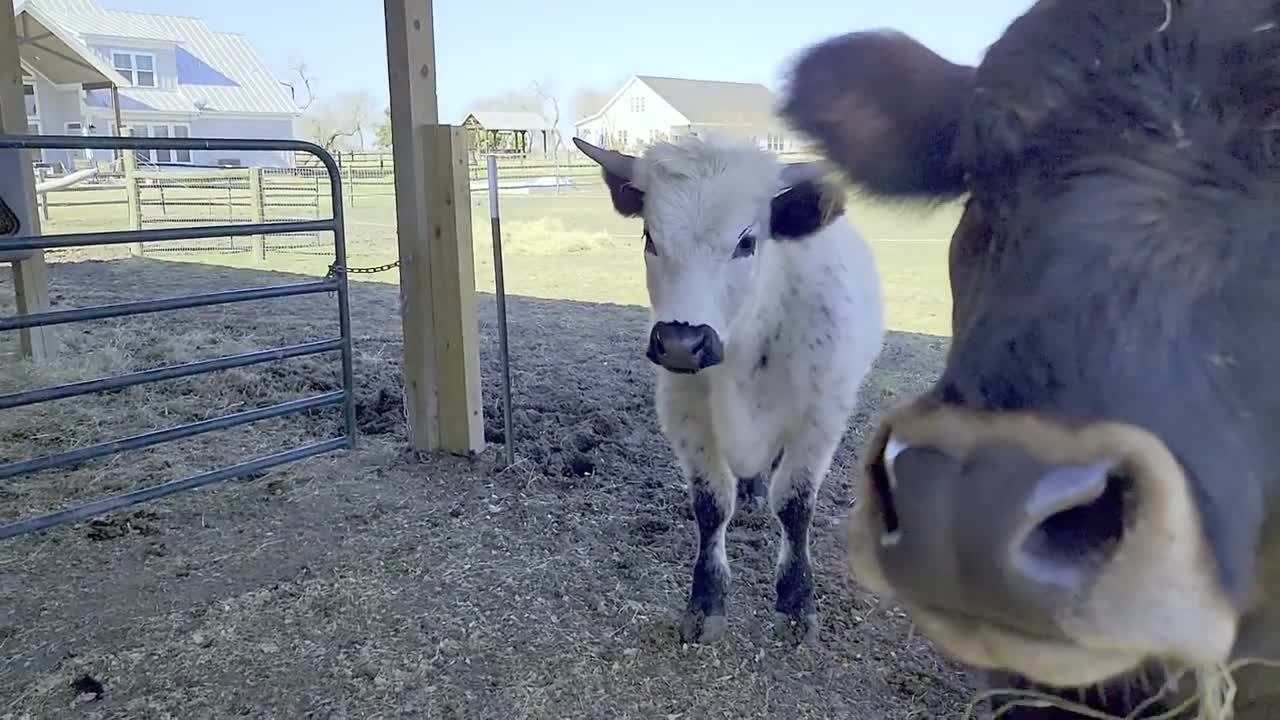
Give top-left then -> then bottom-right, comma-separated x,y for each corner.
36,175 -> 959,337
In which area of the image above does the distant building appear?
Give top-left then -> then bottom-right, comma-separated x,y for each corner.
461,110 -> 555,162
573,74 -> 803,154
13,0 -> 301,170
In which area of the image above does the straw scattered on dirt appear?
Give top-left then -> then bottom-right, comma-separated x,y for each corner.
0,256 -> 973,719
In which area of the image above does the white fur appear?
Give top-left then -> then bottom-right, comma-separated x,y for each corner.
633,134 -> 887,629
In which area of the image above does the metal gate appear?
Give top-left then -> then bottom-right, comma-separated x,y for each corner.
0,134 -> 357,541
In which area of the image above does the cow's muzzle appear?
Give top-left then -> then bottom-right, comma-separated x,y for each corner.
846,401 -> 1240,687
646,321 -> 724,374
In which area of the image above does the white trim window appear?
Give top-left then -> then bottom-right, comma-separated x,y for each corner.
112,51 -> 156,87
629,96 -> 645,113
766,132 -> 785,152
137,123 -> 192,164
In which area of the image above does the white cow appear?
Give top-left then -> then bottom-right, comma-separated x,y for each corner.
574,134 -> 886,644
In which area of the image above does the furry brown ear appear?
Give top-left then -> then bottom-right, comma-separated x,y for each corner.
779,29 -> 975,201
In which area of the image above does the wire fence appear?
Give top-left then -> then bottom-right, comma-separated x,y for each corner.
32,147 -> 819,258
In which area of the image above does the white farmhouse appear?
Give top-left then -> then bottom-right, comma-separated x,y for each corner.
13,0 -> 300,171
573,74 -> 804,155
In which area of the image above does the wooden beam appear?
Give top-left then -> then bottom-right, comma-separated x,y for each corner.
384,0 -> 485,455
0,0 -> 53,362
424,125 -> 483,452
120,127 -> 142,255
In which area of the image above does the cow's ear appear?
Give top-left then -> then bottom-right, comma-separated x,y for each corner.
779,29 -> 974,202
770,176 -> 846,240
573,137 -> 644,217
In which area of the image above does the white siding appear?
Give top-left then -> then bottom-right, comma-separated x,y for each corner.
22,74 -> 88,168
575,80 -> 689,151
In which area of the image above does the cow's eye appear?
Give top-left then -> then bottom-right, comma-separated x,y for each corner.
643,228 -> 657,256
733,233 -> 757,259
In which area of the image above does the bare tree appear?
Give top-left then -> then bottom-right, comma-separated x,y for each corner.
282,62 -> 316,111
570,79 -> 623,123
469,88 -> 542,114
532,80 -> 564,195
301,90 -> 378,152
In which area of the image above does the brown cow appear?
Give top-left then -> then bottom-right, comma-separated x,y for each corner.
780,1 -> 1280,717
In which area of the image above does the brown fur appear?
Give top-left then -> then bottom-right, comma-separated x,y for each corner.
783,0 -> 1280,707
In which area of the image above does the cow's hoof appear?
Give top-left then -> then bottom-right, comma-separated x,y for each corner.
680,610 -> 728,645
773,611 -> 821,646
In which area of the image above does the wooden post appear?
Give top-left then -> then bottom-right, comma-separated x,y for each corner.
35,167 -> 48,220
121,127 -> 142,255
110,86 -> 122,141
249,166 -> 266,260
384,0 -> 485,455
424,125 -> 483,452
0,0 -> 53,362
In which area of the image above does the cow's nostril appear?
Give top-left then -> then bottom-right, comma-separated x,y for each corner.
869,455 -> 901,543
1020,470 -> 1133,580
692,334 -> 709,357
649,328 -> 666,357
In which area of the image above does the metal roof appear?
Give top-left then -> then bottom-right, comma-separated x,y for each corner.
576,75 -> 784,130
20,0 -> 299,116
463,111 -> 551,131
635,75 -> 779,127
13,2 -> 128,87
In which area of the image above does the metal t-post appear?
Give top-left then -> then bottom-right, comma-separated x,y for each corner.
487,153 -> 515,467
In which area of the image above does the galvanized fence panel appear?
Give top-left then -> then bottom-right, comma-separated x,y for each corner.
0,133 -> 357,542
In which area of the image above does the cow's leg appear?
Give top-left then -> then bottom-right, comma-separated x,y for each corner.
682,463 -> 737,644
659,385 -> 737,645
769,422 -> 840,644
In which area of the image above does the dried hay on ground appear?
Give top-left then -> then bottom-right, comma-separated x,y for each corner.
0,257 -> 971,718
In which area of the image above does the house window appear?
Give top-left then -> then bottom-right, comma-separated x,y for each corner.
23,81 -> 36,119
617,129 -> 628,147
630,96 -> 645,113
138,123 -> 192,163
112,52 -> 156,87
767,133 -> 785,152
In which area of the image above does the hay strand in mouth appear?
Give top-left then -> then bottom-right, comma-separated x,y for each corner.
964,657 -> 1280,720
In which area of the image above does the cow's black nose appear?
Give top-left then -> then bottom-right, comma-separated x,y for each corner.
647,321 -> 724,373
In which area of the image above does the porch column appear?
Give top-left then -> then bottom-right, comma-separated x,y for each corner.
0,0 -> 53,362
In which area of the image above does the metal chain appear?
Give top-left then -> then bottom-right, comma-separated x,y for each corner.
326,259 -> 401,278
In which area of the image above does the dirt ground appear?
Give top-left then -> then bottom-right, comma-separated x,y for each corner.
0,256 -> 975,719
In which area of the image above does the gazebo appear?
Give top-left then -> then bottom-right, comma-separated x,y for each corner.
0,0 -> 484,455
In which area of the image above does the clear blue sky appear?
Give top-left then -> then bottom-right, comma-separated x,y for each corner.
100,0 -> 1033,123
